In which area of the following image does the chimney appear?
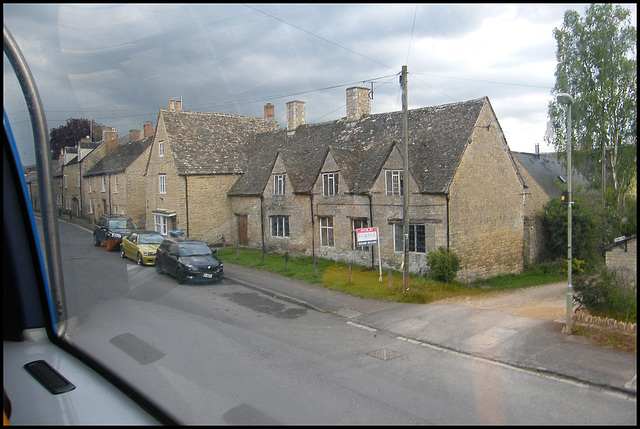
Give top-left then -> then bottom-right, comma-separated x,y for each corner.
535,142 -> 540,159
169,99 -> 175,110
144,121 -> 153,137
264,103 -> 275,120
286,100 -> 305,131
129,129 -> 141,141
176,97 -> 182,111
346,87 -> 371,122
103,128 -> 117,153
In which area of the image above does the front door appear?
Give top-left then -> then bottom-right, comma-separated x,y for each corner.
237,214 -> 248,246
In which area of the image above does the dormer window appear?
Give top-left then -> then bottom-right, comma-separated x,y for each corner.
274,174 -> 285,195
322,172 -> 339,196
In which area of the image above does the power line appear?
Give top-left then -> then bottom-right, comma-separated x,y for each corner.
242,4 -> 396,72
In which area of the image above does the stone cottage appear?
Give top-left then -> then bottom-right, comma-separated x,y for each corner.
512,150 -> 590,267
143,101 -> 281,241
229,88 -> 526,282
83,131 -> 153,226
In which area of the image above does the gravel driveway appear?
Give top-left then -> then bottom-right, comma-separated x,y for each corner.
437,282 -> 569,322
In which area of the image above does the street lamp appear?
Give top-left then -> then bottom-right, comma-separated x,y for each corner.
557,93 -> 574,334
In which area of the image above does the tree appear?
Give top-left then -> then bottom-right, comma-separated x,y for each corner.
547,4 -> 637,211
49,118 -> 103,160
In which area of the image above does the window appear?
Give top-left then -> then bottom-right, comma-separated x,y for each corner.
88,180 -> 92,193
322,172 -> 338,196
113,175 -> 118,193
63,174 -> 67,189
159,173 -> 166,194
319,216 -> 334,247
273,174 -> 285,195
270,215 -> 290,237
101,176 -> 106,192
352,219 -> 370,251
394,223 -> 426,253
158,140 -> 164,157
154,213 -> 169,235
385,170 -> 403,196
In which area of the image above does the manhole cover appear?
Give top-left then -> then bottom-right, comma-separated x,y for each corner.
366,348 -> 404,361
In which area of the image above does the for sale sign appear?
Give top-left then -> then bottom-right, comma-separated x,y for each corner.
356,227 -> 378,246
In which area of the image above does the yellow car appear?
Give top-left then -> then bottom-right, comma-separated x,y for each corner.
120,232 -> 164,265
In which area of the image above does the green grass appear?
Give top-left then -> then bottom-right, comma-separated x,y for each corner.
215,247 -> 565,304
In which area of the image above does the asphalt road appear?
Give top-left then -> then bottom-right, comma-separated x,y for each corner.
36,218 -> 636,424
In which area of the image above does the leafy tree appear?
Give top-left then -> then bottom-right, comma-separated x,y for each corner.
49,118 -> 103,160
547,4 -> 637,211
539,197 -> 599,267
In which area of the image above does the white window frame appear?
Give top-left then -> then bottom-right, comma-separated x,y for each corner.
270,215 -> 290,237
159,174 -> 166,194
158,140 -> 164,157
113,175 -> 118,193
101,176 -> 106,193
322,172 -> 339,197
154,213 -> 169,235
273,174 -> 285,195
320,216 -> 334,247
385,170 -> 403,196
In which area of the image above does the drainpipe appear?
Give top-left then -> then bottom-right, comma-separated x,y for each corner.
310,194 -> 315,258
184,176 -> 189,237
446,194 -> 450,251
260,195 -> 265,251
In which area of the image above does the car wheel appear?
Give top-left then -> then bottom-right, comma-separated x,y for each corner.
137,253 -> 143,265
177,268 -> 187,284
155,262 -> 163,274
120,247 -> 126,258
93,234 -> 100,246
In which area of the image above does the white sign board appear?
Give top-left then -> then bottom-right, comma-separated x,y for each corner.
356,227 -> 378,246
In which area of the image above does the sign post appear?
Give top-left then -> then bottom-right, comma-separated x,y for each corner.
356,227 -> 382,281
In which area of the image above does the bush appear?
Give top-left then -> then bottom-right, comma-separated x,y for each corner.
427,247 -> 460,283
573,266 -> 637,323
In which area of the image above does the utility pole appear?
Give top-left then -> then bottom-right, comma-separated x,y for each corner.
401,65 -> 409,292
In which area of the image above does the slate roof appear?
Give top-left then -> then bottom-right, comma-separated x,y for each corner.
512,151 -> 589,198
229,97 -> 488,196
159,109 -> 281,175
84,137 -> 152,177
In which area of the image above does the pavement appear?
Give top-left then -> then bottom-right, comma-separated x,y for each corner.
61,215 -> 637,397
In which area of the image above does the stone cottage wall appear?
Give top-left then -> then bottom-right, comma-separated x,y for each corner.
448,104 -> 525,282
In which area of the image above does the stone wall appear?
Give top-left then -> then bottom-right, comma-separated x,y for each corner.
448,104 -> 525,282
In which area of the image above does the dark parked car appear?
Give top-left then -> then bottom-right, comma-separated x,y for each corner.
93,215 -> 139,251
155,237 -> 223,284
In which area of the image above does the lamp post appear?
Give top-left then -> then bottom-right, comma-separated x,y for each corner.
557,93 -> 574,334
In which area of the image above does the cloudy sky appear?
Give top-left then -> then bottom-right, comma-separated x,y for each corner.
4,3 -> 636,166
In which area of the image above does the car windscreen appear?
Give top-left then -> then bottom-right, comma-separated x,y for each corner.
109,219 -> 137,229
177,242 -> 212,257
138,234 -> 164,245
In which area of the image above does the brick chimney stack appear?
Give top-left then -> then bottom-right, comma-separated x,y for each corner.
144,121 -> 153,137
286,100 -> 305,131
346,87 -> 371,122
129,129 -> 141,141
103,127 -> 117,153
264,103 -> 275,120
176,97 -> 182,111
169,99 -> 175,110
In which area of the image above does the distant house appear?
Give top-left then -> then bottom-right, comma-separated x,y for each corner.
84,127 -> 153,226
229,89 -> 526,282
143,101 -> 280,241
513,151 -> 590,267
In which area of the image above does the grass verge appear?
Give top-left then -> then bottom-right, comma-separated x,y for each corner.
215,247 -> 564,304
